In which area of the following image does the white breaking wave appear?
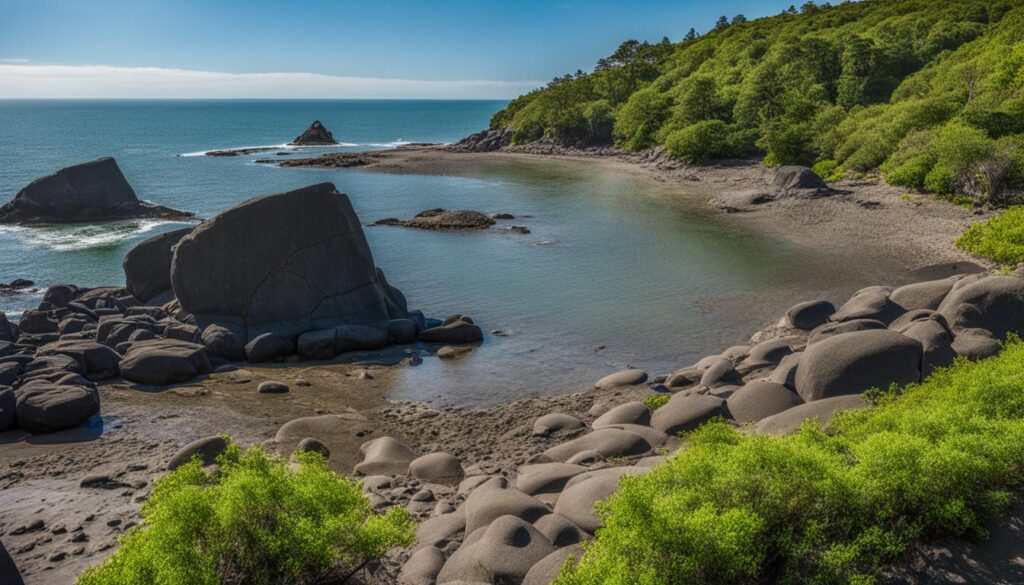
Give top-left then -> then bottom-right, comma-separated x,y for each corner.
180,142 -> 359,157
0,219 -> 193,252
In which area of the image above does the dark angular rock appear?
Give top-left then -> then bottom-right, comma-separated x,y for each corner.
15,379 -> 100,432
0,158 -> 192,224
418,316 -> 483,344
170,183 -> 399,344
120,339 -> 211,386
0,386 -> 15,431
773,166 -> 828,191
123,227 -> 193,303
244,332 -> 294,363
201,324 -> 245,362
37,340 -> 121,380
290,120 -> 338,145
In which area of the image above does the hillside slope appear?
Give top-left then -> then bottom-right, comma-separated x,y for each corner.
488,0 -> 1024,202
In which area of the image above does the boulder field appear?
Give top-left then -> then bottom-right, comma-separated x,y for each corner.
0,158 -> 192,224
231,268 -> 1024,585
0,182 -> 481,436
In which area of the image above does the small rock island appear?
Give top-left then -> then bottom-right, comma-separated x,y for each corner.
0,157 -> 193,224
290,120 -> 338,145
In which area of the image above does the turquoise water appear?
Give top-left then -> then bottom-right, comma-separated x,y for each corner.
0,100 -> 855,406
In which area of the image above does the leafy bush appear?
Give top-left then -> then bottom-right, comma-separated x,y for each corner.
957,207 -> 1024,265
77,443 -> 414,585
663,120 -> 734,163
644,393 -> 671,410
557,341 -> 1024,585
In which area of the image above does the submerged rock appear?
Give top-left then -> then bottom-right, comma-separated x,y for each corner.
290,120 -> 338,145
0,158 -> 192,224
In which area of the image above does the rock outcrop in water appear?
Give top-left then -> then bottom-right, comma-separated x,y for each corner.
170,183 -> 408,343
0,158 -> 193,224
290,120 -> 338,145
373,209 -> 497,231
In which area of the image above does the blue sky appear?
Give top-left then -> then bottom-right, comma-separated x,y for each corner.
0,0 -> 802,98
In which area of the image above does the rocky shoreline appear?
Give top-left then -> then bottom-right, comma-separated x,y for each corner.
0,149 -> 1014,584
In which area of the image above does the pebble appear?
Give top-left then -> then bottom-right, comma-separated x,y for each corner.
438,345 -> 473,359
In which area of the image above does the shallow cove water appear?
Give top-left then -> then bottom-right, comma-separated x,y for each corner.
2,100 -> 868,406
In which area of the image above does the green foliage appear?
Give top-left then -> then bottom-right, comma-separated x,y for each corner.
77,443 -> 414,585
663,120 -> 735,164
556,340 -> 1024,585
491,0 -> 1024,198
958,207 -> 1024,265
644,393 -> 671,410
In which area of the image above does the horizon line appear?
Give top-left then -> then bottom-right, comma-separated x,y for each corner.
0,63 -> 541,100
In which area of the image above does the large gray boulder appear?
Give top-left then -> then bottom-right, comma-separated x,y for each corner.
786,300 -> 835,330
890,278 -> 957,311
15,378 -> 100,432
756,395 -> 867,435
795,330 -> 922,402
0,158 -> 192,224
0,386 -> 15,431
436,515 -> 557,585
120,339 -> 211,385
170,183 -> 401,344
938,275 -> 1024,339
37,340 -> 121,380
650,393 -> 729,435
773,166 -> 827,191
726,381 -> 804,423
123,227 -> 193,303
830,289 -> 905,326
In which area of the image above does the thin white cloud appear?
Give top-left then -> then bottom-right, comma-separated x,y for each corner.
1,58 -> 30,63
0,64 -> 541,99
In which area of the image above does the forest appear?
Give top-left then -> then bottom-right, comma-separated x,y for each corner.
490,0 -> 1024,203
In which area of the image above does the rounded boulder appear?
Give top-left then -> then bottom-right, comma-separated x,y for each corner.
794,330 -> 922,402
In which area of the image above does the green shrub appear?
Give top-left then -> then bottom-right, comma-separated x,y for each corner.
957,207 -> 1024,265
644,393 -> 671,410
811,160 -> 843,182
77,443 -> 414,585
664,120 -> 734,163
557,341 -> 1024,585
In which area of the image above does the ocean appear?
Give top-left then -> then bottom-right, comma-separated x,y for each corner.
1,99 -> 840,406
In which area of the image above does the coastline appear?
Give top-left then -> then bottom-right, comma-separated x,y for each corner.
0,146 -> 1001,584
267,144 -> 992,277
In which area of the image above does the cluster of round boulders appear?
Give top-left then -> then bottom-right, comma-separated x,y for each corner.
3,183 -> 482,436
385,270 -> 1024,585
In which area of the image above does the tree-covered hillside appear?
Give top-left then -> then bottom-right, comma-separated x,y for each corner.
491,0 -> 1024,202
